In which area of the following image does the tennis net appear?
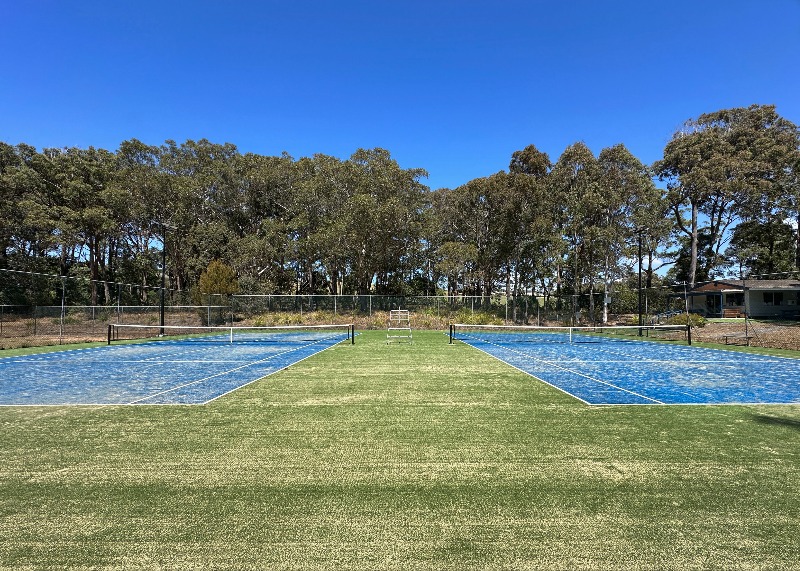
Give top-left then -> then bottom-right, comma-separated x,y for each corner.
449,323 -> 688,345
108,323 -> 355,345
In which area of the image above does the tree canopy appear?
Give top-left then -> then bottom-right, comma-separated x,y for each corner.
2,104 -> 798,316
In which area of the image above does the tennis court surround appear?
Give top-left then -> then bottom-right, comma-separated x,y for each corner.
451,324 -> 800,405
0,325 -> 353,405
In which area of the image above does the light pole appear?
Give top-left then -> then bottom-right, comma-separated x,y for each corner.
158,221 -> 177,337
159,223 -> 167,336
638,231 -> 643,336
631,227 -> 645,336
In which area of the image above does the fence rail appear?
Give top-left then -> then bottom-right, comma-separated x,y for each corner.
0,292 -> 685,349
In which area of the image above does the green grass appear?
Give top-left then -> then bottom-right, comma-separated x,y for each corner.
1,330 -> 799,570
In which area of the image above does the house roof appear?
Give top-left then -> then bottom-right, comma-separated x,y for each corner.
691,279 -> 800,292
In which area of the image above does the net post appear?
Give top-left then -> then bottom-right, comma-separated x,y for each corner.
107,324 -> 112,345
686,322 -> 692,346
230,327 -> 234,343
351,324 -> 355,345
449,324 -> 454,344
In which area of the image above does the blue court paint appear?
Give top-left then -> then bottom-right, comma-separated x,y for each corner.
0,332 -> 349,405
458,334 -> 800,405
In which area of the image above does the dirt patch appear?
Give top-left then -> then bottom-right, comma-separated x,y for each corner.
691,320 -> 800,351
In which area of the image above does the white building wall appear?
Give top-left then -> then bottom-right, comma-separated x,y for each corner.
747,290 -> 799,318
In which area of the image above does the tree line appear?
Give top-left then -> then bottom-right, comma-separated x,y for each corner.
1,104 -> 798,314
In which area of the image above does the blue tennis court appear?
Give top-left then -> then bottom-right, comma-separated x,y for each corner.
455,329 -> 800,405
0,330 -> 351,406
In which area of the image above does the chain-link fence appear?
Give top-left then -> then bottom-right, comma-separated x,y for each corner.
0,267 -> 731,348
0,304 -> 230,348
1,289 -> 689,349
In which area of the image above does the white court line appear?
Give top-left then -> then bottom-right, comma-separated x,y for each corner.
527,359 -> 765,365
0,333 -> 351,406
460,342 -> 593,406
462,337 -> 665,405
114,360 -> 247,364
128,337 -> 338,404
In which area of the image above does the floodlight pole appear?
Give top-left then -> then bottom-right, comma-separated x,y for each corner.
160,223 -> 167,337
638,231 -> 643,336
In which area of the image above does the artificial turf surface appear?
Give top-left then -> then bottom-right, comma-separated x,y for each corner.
1,330 -> 799,570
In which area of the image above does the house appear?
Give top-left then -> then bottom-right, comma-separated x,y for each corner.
685,279 -> 800,319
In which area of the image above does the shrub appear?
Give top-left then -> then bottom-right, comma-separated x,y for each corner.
665,313 -> 707,328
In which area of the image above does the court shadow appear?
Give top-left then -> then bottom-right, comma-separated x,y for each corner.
751,414 -> 800,431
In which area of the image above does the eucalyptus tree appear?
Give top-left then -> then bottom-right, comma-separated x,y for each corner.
113,139 -> 169,301
157,139 -> 242,293
306,154 -> 357,295
507,144 -> 557,314
655,104 -> 800,286
724,219 -> 796,277
234,152 -> 295,293
489,171 -> 530,303
479,172 -> 532,301
509,144 -> 551,177
597,144 -> 670,320
15,147 -> 69,272
344,148 -> 428,295
785,155 -> 800,269
440,176 -> 497,296
781,156 -> 800,270
739,115 -> 800,272
430,167 -> 549,305
15,146 -> 120,304
0,143 -> 36,303
0,143 -> 28,268
0,144 -> 61,303
547,143 -> 655,322
290,153 -> 354,294
435,240 -> 479,297
60,146 -> 121,304
550,142 -> 603,319
429,186 -> 475,296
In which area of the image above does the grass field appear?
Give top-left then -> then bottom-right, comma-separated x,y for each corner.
1,330 -> 799,570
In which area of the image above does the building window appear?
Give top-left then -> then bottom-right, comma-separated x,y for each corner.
726,292 -> 744,306
763,292 -> 784,306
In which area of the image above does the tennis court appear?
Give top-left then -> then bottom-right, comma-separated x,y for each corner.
0,325 -> 353,406
452,324 -> 800,405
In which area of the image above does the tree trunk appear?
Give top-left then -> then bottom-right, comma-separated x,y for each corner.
603,254 -> 609,325
689,201 -> 699,287
89,237 -> 99,306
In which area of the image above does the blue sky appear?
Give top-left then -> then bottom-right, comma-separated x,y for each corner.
2,0 -> 799,190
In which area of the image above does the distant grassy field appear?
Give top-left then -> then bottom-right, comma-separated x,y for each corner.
1,330 -> 799,570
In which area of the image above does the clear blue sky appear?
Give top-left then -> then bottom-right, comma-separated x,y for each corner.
2,0 -> 799,190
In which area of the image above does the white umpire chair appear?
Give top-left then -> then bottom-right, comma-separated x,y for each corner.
387,309 -> 413,344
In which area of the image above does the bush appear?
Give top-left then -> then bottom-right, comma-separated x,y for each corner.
665,313 -> 707,328
452,308 -> 503,325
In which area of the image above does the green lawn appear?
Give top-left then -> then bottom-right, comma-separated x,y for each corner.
1,330 -> 799,570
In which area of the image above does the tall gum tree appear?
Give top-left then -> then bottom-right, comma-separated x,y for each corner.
597,144 -> 660,321
550,142 -> 601,320
656,104 -> 799,286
